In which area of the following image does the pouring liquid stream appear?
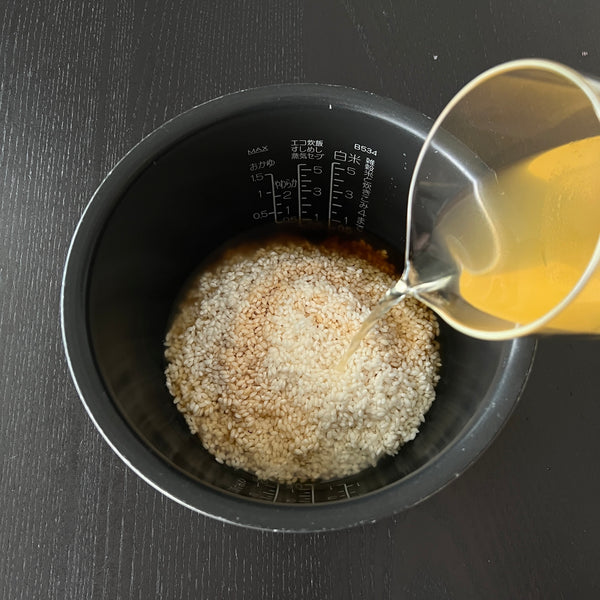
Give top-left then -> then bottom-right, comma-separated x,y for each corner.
336,280 -> 409,371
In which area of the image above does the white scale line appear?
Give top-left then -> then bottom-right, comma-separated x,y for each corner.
267,173 -> 277,223
328,161 -> 339,227
297,163 -> 305,223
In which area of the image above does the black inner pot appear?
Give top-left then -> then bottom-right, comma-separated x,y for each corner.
64,85 -> 535,529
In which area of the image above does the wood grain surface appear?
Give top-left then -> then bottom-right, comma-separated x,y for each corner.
1,1 -> 599,598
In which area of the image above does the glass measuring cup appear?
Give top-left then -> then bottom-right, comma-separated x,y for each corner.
401,59 -> 600,340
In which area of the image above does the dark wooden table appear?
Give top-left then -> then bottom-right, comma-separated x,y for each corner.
2,1 -> 599,598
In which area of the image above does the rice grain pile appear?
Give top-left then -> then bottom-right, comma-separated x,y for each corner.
165,235 -> 441,483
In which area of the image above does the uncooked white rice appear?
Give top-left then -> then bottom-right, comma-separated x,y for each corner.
164,235 -> 441,483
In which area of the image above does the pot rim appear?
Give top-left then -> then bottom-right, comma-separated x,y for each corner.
60,84 -> 536,532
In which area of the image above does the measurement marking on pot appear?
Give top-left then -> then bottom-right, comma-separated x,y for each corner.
250,144 -> 373,227
297,163 -> 306,222
250,171 -> 283,222
267,173 -> 278,222
298,163 -> 324,222
329,162 -> 346,226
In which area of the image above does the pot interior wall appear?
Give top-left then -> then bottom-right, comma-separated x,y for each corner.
87,102 -> 513,504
